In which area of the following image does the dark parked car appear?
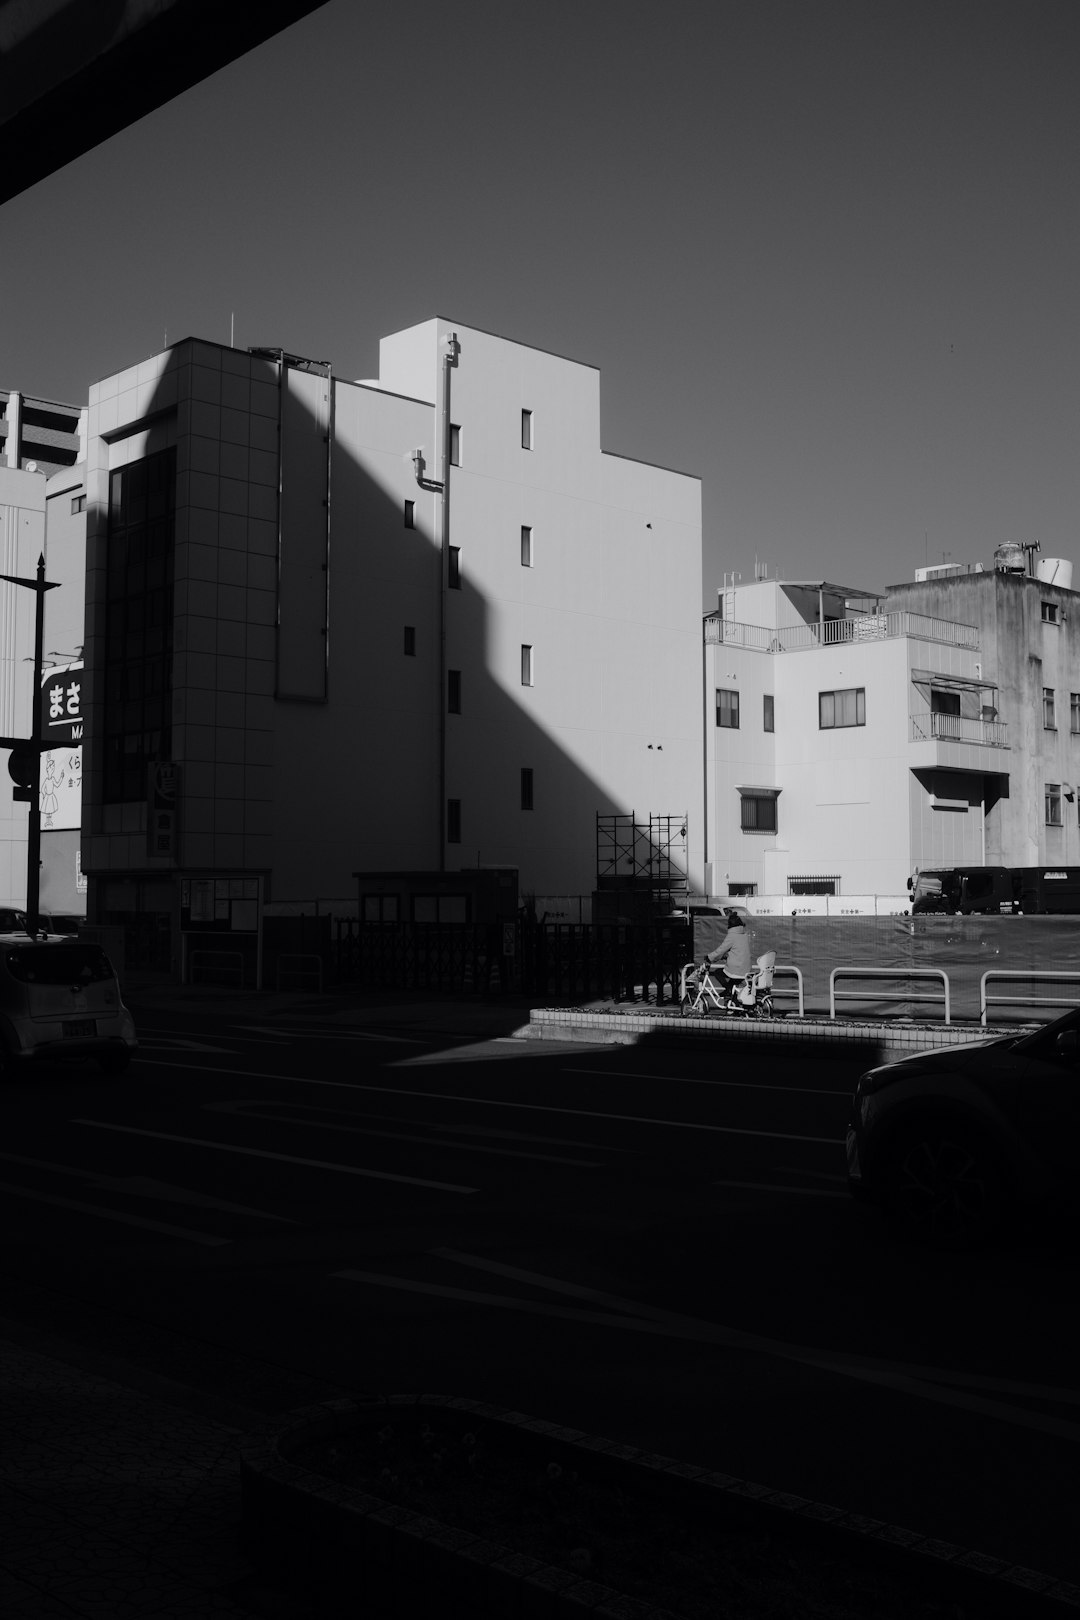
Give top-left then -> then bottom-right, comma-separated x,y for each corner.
846,1008 -> 1080,1246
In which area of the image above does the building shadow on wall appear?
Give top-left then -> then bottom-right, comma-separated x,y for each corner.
81,346 -> 692,991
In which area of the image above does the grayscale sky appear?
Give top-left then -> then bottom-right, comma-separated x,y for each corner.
3,0 -> 1078,605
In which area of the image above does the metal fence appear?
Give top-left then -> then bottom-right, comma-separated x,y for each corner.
704,611 -> 978,653
335,919 -> 692,1004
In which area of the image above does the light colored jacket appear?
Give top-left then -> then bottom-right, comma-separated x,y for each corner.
709,926 -> 752,979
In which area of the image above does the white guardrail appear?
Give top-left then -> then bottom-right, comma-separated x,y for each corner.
980,970 -> 1080,1025
829,967 -> 951,1023
772,966 -> 804,1016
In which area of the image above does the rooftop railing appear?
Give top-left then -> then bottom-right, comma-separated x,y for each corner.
704,610 -> 979,652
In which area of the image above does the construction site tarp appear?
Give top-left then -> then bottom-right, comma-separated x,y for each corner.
693,914 -> 1080,1023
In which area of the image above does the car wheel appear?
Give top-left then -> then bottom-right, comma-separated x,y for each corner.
882,1120 -> 1006,1248
96,1049 -> 132,1076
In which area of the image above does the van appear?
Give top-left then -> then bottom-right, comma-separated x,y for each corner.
909,868 -> 1017,915
0,934 -> 137,1076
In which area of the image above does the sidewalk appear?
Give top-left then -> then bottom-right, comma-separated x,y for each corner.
0,1325 -> 308,1620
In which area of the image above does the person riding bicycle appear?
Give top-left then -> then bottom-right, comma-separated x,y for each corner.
706,909 -> 752,1007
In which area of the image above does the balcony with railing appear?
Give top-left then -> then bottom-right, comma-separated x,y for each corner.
910,712 -> 1008,748
704,610 -> 979,652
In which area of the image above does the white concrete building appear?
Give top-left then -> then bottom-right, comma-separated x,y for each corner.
82,320 -> 703,975
0,443 -> 87,914
704,576 -> 1008,901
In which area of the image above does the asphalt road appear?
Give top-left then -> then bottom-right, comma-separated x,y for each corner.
1,999 -> 1078,1592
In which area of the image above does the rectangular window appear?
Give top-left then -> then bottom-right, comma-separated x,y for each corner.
521,525 -> 533,567
521,409 -> 533,450
413,893 -> 469,923
1042,600 -> 1059,623
763,694 -> 774,732
716,688 -> 740,729
404,499 -> 415,529
103,447 -> 176,802
447,669 -> 461,713
727,882 -> 757,896
403,626 -> 416,656
521,644 -> 533,686
739,792 -> 777,833
1071,693 -> 1080,734
520,767 -> 534,811
449,424 -> 461,466
362,894 -> 399,922
931,688 -> 961,716
71,493 -> 86,515
447,798 -> 462,843
1044,687 -> 1056,729
789,876 -> 838,896
819,687 -> 865,728
1046,783 -> 1063,827
448,546 -> 461,588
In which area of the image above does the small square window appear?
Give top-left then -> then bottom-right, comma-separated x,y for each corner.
448,546 -> 461,588
1042,600 -> 1059,623
521,409 -> 533,450
763,694 -> 774,732
448,669 -> 461,713
739,792 -> 778,833
521,767 -> 534,810
449,424 -> 461,466
404,499 -> 415,529
447,798 -> 461,843
716,688 -> 739,729
71,493 -> 86,515
403,626 -> 416,656
521,525 -> 533,567
521,644 -> 533,686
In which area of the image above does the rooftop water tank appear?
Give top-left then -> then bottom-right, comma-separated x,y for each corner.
1037,557 -> 1073,590
994,542 -> 1026,574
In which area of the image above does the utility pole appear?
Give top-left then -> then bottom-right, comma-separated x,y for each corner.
1,554 -> 61,937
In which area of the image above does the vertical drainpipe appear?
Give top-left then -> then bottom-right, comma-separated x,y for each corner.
701,620 -> 709,892
438,333 -> 458,873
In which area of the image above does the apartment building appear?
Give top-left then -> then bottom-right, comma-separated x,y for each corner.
704,574 -> 1010,899
81,321 -> 703,976
706,549 -> 1080,900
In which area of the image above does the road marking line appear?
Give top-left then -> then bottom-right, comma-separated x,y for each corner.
564,1067 -> 852,1097
135,1036 -> 235,1054
69,1119 -> 478,1194
202,1101 -> 602,1169
0,1180 -> 230,1246
130,1061 -> 842,1146
234,1024 -> 422,1044
709,1178 -> 847,1198
433,1249 -> 1080,1416
0,1151 -> 294,1223
334,1265 -> 1080,1441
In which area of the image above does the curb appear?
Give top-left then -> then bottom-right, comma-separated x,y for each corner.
239,1395 -> 1080,1619
523,1007 -> 1032,1057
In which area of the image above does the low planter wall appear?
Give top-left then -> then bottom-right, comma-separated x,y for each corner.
239,1394 -> 1075,1619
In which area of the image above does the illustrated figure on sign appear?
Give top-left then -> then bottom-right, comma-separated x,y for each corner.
40,754 -> 62,826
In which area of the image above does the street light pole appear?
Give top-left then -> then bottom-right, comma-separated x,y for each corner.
0,554 -> 61,938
